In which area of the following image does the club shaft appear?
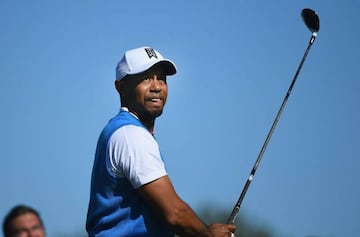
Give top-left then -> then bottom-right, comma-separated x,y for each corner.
227,33 -> 317,224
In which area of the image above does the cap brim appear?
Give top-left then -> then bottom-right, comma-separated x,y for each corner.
154,60 -> 177,76
128,59 -> 176,77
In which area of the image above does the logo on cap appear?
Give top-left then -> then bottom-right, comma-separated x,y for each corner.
145,48 -> 158,59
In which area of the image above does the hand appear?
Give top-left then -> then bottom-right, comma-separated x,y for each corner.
208,223 -> 236,237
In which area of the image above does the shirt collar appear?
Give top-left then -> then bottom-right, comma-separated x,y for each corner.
120,107 -> 139,120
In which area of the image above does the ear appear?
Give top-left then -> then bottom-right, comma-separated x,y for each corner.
115,80 -> 125,95
115,80 -> 131,106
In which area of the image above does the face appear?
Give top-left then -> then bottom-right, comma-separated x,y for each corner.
123,68 -> 168,121
10,213 -> 45,237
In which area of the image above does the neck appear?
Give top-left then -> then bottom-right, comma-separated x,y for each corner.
121,107 -> 156,134
140,119 -> 155,135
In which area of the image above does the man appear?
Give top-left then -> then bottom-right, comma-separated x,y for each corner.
86,46 -> 236,237
2,205 -> 46,237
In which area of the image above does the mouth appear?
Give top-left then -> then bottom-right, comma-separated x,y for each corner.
147,97 -> 164,107
149,98 -> 162,102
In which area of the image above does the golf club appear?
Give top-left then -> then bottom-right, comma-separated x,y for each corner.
227,8 -> 320,225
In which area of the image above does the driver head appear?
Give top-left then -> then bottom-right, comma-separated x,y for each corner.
301,8 -> 320,33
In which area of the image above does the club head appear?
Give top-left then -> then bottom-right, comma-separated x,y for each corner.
301,8 -> 320,33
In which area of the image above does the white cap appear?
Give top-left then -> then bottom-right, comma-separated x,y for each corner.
115,46 -> 177,81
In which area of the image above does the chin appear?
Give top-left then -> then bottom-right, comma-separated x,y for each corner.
152,109 -> 163,118
141,109 -> 164,120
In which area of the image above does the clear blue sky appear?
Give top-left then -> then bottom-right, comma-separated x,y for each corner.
1,1 -> 359,237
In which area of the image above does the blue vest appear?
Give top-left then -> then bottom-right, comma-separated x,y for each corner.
86,111 -> 173,237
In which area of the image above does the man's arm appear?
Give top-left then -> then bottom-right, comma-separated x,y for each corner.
137,175 -> 236,237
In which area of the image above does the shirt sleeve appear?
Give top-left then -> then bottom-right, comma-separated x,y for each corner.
108,124 -> 167,189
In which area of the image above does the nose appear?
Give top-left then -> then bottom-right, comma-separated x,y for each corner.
149,76 -> 163,92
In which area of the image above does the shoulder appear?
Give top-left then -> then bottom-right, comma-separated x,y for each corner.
111,125 -> 155,143
109,125 -> 158,156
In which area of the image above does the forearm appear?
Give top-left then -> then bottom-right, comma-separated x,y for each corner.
164,202 -> 235,237
165,200 -> 212,237
137,176 -> 235,237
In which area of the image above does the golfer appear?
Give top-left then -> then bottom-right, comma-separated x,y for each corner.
86,46 -> 236,237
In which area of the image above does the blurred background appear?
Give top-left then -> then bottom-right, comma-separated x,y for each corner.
1,1 -> 359,237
